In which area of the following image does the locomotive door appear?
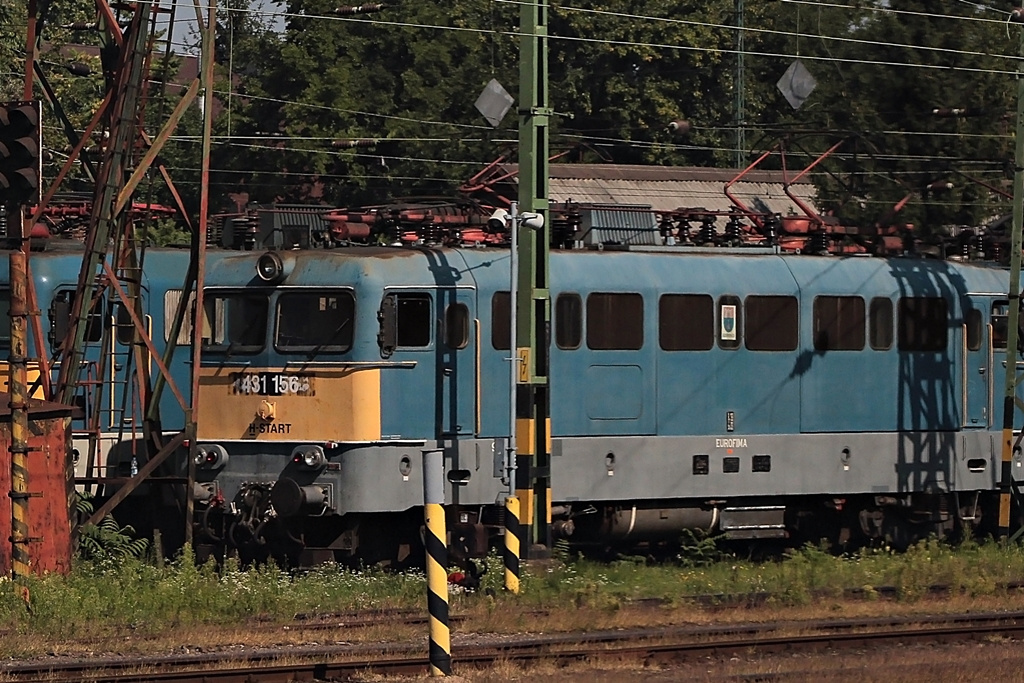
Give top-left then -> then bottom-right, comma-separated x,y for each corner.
962,300 -> 990,428
379,286 -> 476,440
438,287 -> 477,438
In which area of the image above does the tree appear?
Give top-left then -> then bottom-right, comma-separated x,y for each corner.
217,0 -> 779,205
747,1 -> 1016,232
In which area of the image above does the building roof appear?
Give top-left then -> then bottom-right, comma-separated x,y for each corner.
496,163 -> 817,217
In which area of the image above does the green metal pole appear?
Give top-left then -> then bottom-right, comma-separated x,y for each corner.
998,10 -> 1024,538
516,0 -> 551,555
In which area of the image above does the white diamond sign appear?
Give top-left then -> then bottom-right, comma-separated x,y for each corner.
475,79 -> 514,128
777,60 -> 817,110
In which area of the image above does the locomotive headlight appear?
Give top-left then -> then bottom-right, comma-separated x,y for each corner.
195,444 -> 229,469
291,445 -> 326,469
256,251 -> 282,281
256,251 -> 294,283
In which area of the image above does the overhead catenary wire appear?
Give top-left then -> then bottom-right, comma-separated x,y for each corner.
56,0 -> 1024,203
146,0 -> 1024,73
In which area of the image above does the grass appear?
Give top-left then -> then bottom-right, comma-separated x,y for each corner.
5,538 -> 1024,658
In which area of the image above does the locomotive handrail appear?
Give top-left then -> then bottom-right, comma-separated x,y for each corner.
284,360 -> 418,369
196,360 -> 418,368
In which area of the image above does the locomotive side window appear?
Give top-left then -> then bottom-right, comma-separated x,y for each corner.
869,297 -> 893,350
201,292 -> 267,352
444,303 -> 469,350
718,295 -> 741,350
813,296 -> 865,351
556,293 -> 582,350
745,295 -> 798,351
966,308 -> 982,351
164,289 -> 194,344
586,292 -> 643,350
275,291 -> 355,352
659,294 -> 713,351
491,291 -> 510,350
898,296 -> 948,352
50,290 -> 105,350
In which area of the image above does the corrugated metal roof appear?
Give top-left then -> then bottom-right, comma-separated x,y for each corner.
496,164 -> 817,216
580,205 -> 660,246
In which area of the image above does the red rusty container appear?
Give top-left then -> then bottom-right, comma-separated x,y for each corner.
0,394 -> 76,576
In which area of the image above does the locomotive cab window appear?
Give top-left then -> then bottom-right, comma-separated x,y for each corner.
275,291 -> 355,353
586,292 -> 643,350
660,294 -> 713,351
869,297 -> 894,350
201,292 -> 267,353
556,293 -> 582,350
745,295 -> 798,351
50,290 -> 105,350
813,296 -> 865,351
378,292 -> 431,357
898,296 -> 948,352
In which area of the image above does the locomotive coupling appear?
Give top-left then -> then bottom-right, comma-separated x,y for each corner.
271,478 -> 330,517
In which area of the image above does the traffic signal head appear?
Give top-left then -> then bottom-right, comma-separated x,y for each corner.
0,101 -> 41,206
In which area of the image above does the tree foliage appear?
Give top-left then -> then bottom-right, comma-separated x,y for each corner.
747,1 -> 1016,230
2,1 -> 1020,233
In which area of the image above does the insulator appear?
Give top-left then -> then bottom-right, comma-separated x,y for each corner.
675,219 -> 693,245
658,218 -> 674,240
65,62 -> 92,77
724,215 -> 743,245
972,231 -> 986,260
901,229 -> 915,255
551,216 -> 576,249
761,214 -> 781,246
334,3 -> 387,15
419,221 -> 440,244
697,215 -> 717,246
331,139 -> 377,148
668,120 -> 691,135
805,229 -> 829,255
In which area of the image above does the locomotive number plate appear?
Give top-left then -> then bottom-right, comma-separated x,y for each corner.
231,372 -> 314,397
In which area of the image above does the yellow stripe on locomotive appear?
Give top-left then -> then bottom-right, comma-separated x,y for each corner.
196,366 -> 381,442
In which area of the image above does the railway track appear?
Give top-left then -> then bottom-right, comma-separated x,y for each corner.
5,609 -> 1024,682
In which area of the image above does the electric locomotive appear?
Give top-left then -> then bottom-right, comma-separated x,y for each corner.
186,214 -> 1014,565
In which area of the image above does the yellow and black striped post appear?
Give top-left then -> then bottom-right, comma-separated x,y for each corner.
503,495 -> 520,593
422,447 -> 451,677
9,251 -> 31,603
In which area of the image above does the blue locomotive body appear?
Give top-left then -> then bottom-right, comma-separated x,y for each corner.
0,248 -> 200,484
185,244 -> 1012,562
